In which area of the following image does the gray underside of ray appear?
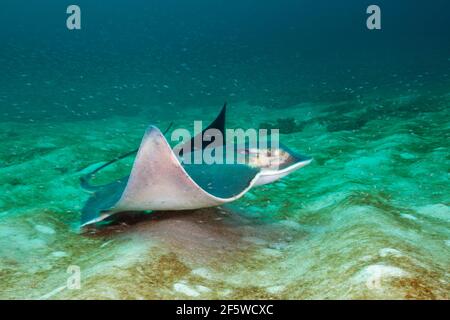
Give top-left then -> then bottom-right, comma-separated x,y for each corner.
182,162 -> 259,198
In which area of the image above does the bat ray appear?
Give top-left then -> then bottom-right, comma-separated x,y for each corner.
80,104 -> 312,227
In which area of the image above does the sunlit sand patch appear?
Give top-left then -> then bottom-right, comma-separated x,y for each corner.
45,207 -> 305,299
354,264 -> 410,289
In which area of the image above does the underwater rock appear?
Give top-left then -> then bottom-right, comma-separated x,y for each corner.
173,282 -> 200,297
34,225 -> 56,235
379,248 -> 403,258
51,251 -> 68,258
356,264 -> 410,288
195,285 -> 211,293
400,213 -> 418,221
191,268 -> 214,279
259,248 -> 282,257
415,204 -> 449,222
265,285 -> 285,294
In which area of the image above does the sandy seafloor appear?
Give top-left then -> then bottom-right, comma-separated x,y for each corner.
0,89 -> 449,299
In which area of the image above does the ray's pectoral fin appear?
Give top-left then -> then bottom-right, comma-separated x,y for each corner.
80,104 -> 228,227
80,179 -> 128,226
80,124 -> 256,228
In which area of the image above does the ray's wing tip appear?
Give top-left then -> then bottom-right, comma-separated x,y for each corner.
144,124 -> 162,134
286,148 -> 313,165
299,155 -> 313,165
143,125 -> 169,142
80,213 -> 110,228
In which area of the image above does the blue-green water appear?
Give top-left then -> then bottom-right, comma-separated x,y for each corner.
0,1 -> 449,299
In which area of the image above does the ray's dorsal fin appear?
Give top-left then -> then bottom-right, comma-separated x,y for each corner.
180,102 -> 227,156
204,102 -> 227,141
